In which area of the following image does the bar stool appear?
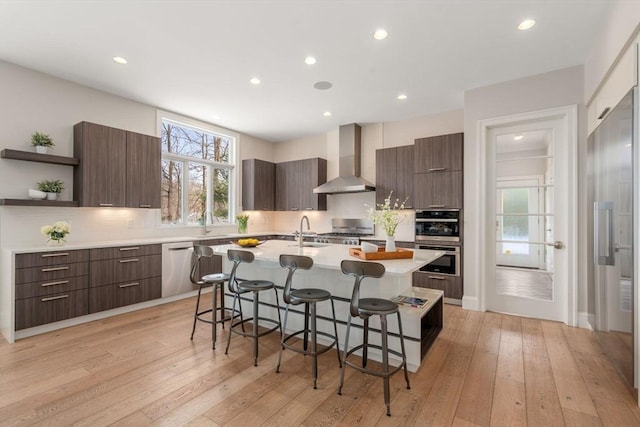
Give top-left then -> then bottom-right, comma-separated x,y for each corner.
225,249 -> 282,366
338,260 -> 410,416
276,254 -> 342,389
190,245 -> 240,349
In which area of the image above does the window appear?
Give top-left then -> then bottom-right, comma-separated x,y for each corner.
160,115 -> 236,226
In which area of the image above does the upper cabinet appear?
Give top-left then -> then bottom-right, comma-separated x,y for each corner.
414,133 -> 463,173
275,157 -> 327,211
414,132 -> 463,209
376,145 -> 414,208
73,122 -> 160,208
242,159 -> 275,211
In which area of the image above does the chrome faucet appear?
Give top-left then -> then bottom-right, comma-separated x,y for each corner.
202,210 -> 213,235
299,215 -> 310,247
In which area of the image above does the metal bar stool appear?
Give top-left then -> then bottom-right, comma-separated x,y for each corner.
338,259 -> 410,416
190,245 -> 241,349
276,254 -> 342,389
225,249 -> 282,366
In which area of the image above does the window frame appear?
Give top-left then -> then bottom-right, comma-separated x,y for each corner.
157,110 -> 239,227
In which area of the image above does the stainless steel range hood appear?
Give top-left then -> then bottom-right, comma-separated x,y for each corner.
313,123 -> 375,194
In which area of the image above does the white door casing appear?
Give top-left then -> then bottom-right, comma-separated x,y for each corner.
477,105 -> 578,325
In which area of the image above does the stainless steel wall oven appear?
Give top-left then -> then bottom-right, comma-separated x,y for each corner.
415,244 -> 460,276
415,209 -> 461,242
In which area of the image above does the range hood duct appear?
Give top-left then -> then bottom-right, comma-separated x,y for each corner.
313,123 -> 376,194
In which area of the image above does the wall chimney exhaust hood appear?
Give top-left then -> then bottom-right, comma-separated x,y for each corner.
313,123 -> 375,194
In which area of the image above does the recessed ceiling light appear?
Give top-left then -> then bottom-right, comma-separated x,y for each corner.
513,135 -> 524,140
313,81 -> 332,90
518,19 -> 536,30
626,143 -> 632,147
212,115 -> 221,121
323,111 -> 332,117
373,29 -> 388,40
112,56 -> 128,64
304,56 -> 317,65
250,77 -> 261,85
397,94 -> 407,100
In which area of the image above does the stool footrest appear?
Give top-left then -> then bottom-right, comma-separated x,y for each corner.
342,344 -> 406,378
230,316 -> 280,338
281,329 -> 338,356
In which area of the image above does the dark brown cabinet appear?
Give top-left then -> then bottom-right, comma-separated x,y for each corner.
126,132 -> 161,208
414,133 -> 463,173
275,158 -> 327,211
88,244 -> 162,313
412,272 -> 463,300
242,159 -> 275,210
74,122 -> 161,208
14,249 -> 90,330
414,132 -> 463,209
375,145 -> 414,208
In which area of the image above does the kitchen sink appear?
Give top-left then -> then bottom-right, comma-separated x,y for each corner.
288,243 -> 329,248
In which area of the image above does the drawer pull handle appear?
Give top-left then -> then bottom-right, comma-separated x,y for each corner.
41,280 -> 69,287
41,252 -> 69,258
119,247 -> 140,251
428,276 -> 446,280
119,282 -> 140,288
139,204 -> 151,208
427,167 -> 447,172
41,266 -> 70,272
119,258 -> 139,263
428,205 -> 446,208
41,295 -> 69,302
99,203 -> 114,207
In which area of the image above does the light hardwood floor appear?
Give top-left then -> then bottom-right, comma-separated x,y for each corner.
1,295 -> 639,426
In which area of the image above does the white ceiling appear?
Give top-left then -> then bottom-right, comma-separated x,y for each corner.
0,0 -> 611,142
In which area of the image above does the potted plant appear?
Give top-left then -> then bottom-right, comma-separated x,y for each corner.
366,191 -> 409,252
236,213 -> 249,234
36,179 -> 64,200
31,131 -> 55,154
41,221 -> 71,245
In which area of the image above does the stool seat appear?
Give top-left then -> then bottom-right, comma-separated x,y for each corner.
357,298 -> 399,316
202,272 -> 229,283
290,288 -> 331,303
238,280 -> 274,292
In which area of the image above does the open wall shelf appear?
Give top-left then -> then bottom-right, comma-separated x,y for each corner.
1,149 -> 80,166
0,199 -> 79,207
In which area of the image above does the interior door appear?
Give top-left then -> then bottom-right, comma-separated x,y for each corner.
486,116 -> 569,322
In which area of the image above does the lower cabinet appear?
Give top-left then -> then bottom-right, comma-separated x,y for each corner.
15,289 -> 89,330
412,272 -> 463,300
89,244 -> 162,313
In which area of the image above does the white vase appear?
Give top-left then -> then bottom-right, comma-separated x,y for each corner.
35,146 -> 48,154
385,235 -> 396,252
46,192 -> 57,201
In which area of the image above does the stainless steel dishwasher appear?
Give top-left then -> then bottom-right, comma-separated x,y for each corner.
161,241 -> 197,297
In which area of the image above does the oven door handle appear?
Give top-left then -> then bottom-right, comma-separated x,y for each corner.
415,218 -> 458,223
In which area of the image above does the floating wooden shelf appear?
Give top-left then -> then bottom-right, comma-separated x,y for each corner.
1,149 -> 80,166
0,199 -> 79,207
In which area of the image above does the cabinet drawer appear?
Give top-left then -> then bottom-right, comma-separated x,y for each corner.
15,249 -> 89,268
90,244 -> 161,261
15,289 -> 89,330
89,254 -> 161,287
15,262 -> 89,285
412,272 -> 462,300
89,277 -> 162,313
16,276 -> 88,300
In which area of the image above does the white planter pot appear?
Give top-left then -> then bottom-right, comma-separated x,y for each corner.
46,192 -> 57,201
385,235 -> 396,252
35,146 -> 48,154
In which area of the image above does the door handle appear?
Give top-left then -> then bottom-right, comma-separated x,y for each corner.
594,201 -> 615,265
545,241 -> 564,249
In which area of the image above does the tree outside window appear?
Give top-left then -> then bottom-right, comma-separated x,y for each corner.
160,118 -> 234,225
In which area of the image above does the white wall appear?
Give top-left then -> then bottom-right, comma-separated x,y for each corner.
584,0 -> 640,103
463,65 -> 587,313
0,60 -> 275,249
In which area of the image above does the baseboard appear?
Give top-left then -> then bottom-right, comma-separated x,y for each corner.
577,311 -> 595,330
462,295 -> 479,311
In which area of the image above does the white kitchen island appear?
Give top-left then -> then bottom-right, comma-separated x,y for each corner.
212,239 -> 444,372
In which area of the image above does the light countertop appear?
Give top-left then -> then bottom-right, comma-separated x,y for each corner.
211,239 -> 444,276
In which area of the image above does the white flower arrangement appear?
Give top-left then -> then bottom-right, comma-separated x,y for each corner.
366,191 -> 409,236
41,221 -> 71,243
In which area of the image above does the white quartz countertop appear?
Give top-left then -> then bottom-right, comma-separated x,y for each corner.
211,239 -> 444,276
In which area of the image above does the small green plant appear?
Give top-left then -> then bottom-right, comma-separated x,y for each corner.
30,131 -> 55,147
37,179 -> 64,193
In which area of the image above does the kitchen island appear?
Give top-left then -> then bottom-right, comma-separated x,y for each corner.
212,239 -> 444,371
